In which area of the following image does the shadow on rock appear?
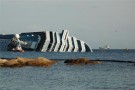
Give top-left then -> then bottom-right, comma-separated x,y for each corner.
64,58 -> 101,65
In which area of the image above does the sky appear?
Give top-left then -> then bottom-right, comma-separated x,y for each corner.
0,0 -> 135,49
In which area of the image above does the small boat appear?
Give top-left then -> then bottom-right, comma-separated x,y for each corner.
124,48 -> 128,51
99,45 -> 110,50
0,30 -> 92,52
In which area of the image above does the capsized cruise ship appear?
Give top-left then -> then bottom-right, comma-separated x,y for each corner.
0,30 -> 92,52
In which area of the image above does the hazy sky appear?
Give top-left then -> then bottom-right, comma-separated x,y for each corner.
0,0 -> 135,49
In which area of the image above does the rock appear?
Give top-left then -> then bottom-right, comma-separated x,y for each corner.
64,58 -> 89,65
85,60 -> 101,64
0,57 -> 56,68
26,57 -> 56,67
2,59 -> 22,67
64,58 -> 101,65
1,57 -> 31,67
76,58 -> 89,64
0,59 -> 8,66
16,57 -> 31,66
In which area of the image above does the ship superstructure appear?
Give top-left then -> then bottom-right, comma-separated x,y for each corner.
0,30 -> 92,52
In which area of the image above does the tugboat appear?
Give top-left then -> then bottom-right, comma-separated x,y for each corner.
0,30 -> 92,52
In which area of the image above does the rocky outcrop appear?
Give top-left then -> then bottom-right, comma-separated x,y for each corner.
3,59 -> 22,67
26,57 -> 56,67
0,57 -> 101,67
0,59 -> 8,66
0,57 -> 56,68
64,58 -> 101,65
17,57 -> 31,66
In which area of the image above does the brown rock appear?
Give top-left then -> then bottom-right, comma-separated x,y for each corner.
16,57 -> 31,66
0,59 -> 8,66
3,59 -> 22,67
26,57 -> 56,67
76,58 -> 89,64
0,57 -> 56,68
64,58 -> 101,65
85,61 -> 101,64
64,58 -> 89,65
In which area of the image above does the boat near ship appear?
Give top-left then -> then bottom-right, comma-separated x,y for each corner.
0,30 -> 92,52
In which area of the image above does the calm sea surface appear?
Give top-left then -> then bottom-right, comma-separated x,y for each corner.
0,49 -> 135,90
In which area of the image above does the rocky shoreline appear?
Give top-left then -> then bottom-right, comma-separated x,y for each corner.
0,57 -> 101,68
0,57 -> 56,68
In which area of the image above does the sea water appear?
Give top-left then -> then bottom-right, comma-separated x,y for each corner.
0,49 -> 135,90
